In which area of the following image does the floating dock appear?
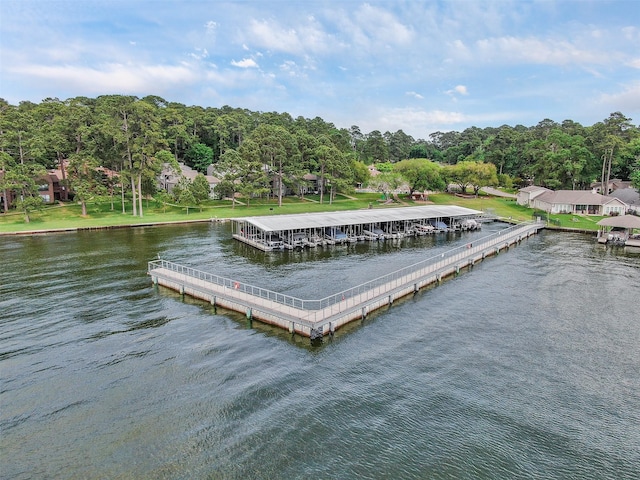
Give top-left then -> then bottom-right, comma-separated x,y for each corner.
149,221 -> 544,339
231,205 -> 482,251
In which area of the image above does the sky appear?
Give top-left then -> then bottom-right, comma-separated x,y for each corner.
1,0 -> 639,138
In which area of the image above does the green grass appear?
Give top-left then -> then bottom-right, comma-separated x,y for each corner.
0,194 -> 381,233
0,192 -> 603,233
425,193 -> 534,221
531,210 -> 604,230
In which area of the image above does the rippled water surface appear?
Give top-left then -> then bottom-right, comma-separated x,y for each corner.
1,222 -> 639,479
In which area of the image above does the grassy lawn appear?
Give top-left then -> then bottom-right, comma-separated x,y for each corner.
0,191 -> 602,233
425,193 -> 533,221
0,193 -> 383,233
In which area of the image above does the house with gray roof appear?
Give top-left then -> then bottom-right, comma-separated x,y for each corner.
608,187 -> 639,213
531,190 -> 628,216
516,185 -> 552,206
159,162 -> 221,199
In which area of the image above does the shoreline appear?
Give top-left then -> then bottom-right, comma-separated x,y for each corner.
0,217 -> 229,237
0,217 -> 601,238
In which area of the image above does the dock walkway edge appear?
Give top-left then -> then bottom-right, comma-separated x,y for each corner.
148,221 -> 544,338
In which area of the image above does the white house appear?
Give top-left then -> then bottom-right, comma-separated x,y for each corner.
516,185 -> 552,206
530,190 -> 628,215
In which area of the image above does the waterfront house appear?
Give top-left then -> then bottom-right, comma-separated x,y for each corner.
516,185 -> 552,206
160,163 -> 221,199
591,178 -> 631,195
608,187 -> 640,214
530,190 -> 628,215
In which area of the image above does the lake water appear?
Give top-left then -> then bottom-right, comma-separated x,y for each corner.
1,222 -> 639,479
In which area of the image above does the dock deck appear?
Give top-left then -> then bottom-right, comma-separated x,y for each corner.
149,221 -> 544,339
231,205 -> 482,251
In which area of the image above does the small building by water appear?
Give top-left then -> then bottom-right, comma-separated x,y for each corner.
231,205 -> 483,251
597,214 -> 640,247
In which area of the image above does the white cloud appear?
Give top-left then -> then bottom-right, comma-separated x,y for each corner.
473,36 -> 610,66
205,21 -> 218,34
597,82 -> 640,111
9,62 -> 200,93
445,85 -> 469,100
246,17 -> 335,56
627,58 -> 640,69
454,85 -> 468,95
231,58 -> 258,68
189,48 -> 209,60
406,91 -> 424,99
280,60 -> 307,78
356,107 -> 469,137
352,3 -> 414,46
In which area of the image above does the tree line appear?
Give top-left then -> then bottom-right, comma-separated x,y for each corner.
1,95 -> 639,221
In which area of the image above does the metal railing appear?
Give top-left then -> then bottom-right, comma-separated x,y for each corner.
149,221 -> 542,314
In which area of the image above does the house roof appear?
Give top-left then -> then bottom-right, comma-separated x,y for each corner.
597,215 -> 640,229
233,205 -> 481,232
519,185 -> 551,193
535,190 -> 628,206
162,163 -> 220,184
609,188 -> 640,206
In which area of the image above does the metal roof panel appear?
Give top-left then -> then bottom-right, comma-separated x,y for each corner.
232,205 -> 482,232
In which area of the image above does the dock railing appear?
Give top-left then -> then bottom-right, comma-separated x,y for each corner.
148,221 -> 542,316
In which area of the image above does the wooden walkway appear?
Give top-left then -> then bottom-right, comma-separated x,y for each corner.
148,221 -> 544,338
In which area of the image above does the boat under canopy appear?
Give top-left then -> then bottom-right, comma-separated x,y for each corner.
597,214 -> 640,246
231,205 -> 483,251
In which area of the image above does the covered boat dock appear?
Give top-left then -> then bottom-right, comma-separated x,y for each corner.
231,205 -> 483,251
597,214 -> 640,246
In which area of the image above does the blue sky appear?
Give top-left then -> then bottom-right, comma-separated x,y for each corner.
1,0 -> 639,138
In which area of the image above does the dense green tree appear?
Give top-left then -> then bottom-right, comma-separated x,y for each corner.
0,101 -> 39,166
385,129 -> 414,162
236,139 -> 270,206
184,143 -> 214,173
0,152 -> 46,222
351,159 -> 371,188
376,162 -> 394,173
292,131 -> 318,198
429,130 -> 460,151
369,171 -> 403,198
171,176 -> 196,214
214,148 -> 243,208
250,124 -> 299,207
468,162 -> 499,195
130,100 -> 166,217
161,102 -> 193,161
348,125 -> 366,161
2,94 -> 640,220
526,129 -> 595,189
313,142 -> 342,204
93,95 -> 139,215
443,161 -> 477,193
0,150 -> 15,213
363,130 -> 388,163
394,158 -> 445,194
67,155 -> 105,216
325,150 -> 353,204
190,173 -> 211,210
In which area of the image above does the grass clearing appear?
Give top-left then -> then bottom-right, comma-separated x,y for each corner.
0,192 -> 602,233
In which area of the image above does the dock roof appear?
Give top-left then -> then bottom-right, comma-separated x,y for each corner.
233,205 -> 482,232
597,214 -> 640,229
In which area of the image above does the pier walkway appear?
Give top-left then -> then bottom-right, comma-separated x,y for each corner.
148,221 -> 544,339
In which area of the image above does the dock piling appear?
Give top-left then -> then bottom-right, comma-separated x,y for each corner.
148,221 -> 543,339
